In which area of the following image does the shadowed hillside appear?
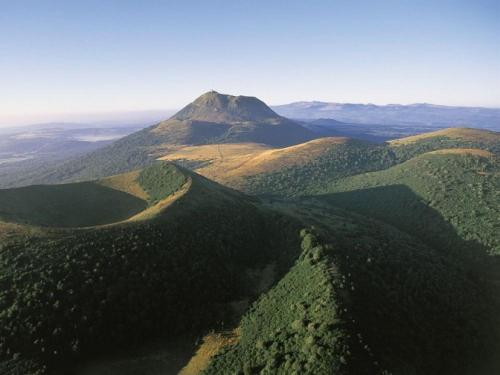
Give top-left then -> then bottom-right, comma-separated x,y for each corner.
0,164 -> 188,228
322,152 -> 499,254
0,183 -> 146,228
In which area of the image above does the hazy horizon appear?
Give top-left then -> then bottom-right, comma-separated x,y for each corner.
0,109 -> 176,128
2,97 -> 500,128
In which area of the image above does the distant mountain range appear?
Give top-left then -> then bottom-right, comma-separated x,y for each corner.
272,102 -> 500,130
0,110 -> 175,128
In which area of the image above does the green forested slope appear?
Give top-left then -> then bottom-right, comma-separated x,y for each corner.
244,140 -> 397,196
204,230 -> 363,375
390,132 -> 500,159
323,153 -> 499,254
204,219 -> 496,375
136,162 -> 187,204
0,164 -> 301,374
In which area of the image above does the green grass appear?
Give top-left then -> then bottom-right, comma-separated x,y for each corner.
0,182 -> 147,228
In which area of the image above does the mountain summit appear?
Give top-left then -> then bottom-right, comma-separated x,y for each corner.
173,91 -> 279,123
153,91 -> 316,146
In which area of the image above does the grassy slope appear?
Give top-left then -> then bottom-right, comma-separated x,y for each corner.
0,163 -> 302,374
159,143 -> 272,183
179,330 -> 239,375
0,182 -> 147,228
242,128 -> 499,196
96,170 -> 148,200
160,138 -> 348,188
388,127 -> 500,146
0,163 -> 187,229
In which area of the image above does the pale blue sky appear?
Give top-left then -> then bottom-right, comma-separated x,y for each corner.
1,0 -> 499,124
